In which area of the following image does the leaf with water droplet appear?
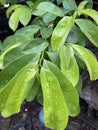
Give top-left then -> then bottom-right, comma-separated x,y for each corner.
40,67 -> 68,130
72,44 -> 98,80
60,45 -> 79,86
0,61 -> 38,117
43,60 -> 79,117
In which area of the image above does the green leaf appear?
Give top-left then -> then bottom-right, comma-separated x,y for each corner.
43,60 -> 79,116
56,0 -> 63,5
6,4 -> 22,18
78,1 -> 89,11
66,25 -> 86,46
9,8 -> 20,31
75,19 -> 98,47
80,9 -> 98,24
63,0 -> 77,14
15,25 -> 41,40
76,75 -> 82,93
37,86 -> 43,105
72,44 -> 98,80
37,2 -> 64,17
47,52 -> 60,67
26,78 -> 39,102
0,41 -> 3,51
23,38 -> 48,54
19,6 -> 32,26
0,53 -> 38,90
60,45 -> 79,86
40,67 -> 68,130
43,12 -> 56,24
40,26 -> 53,39
0,43 -> 22,69
0,61 -> 38,117
51,16 -> 74,52
0,0 -> 6,5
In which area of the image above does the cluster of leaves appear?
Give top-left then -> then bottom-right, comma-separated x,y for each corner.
0,0 -> 98,129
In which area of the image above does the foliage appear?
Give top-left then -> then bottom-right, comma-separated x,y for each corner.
0,0 -> 98,129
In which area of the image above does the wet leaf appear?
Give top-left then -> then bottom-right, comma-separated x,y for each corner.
43,60 -> 79,116
51,16 -> 74,52
60,45 -> 79,86
37,2 -> 64,17
40,67 -> 68,129
72,44 -> 98,80
75,19 -> 98,47
0,61 -> 38,117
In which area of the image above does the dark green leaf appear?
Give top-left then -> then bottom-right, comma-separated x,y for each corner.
63,0 -> 77,14
40,26 -> 53,39
75,19 -> 98,47
40,67 -> 68,129
66,25 -> 86,46
26,78 -> 39,102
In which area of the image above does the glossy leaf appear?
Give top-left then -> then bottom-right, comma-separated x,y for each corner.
63,0 -> 77,14
19,6 -> 32,26
0,61 -> 38,117
75,19 -> 98,47
37,2 -> 64,17
51,16 -> 74,52
60,45 -> 79,86
43,60 -> 79,116
40,67 -> 68,129
72,44 -> 98,80
80,9 -> 98,24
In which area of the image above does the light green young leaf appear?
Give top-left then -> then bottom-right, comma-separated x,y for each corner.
51,16 -> 74,52
60,45 -> 79,86
72,44 -> 98,80
40,67 -> 68,130
6,4 -> 22,18
0,61 -> 38,117
78,1 -> 89,11
9,8 -> 20,31
43,60 -> 79,116
37,2 -> 64,17
75,19 -> 98,47
19,6 -> 32,26
80,9 -> 98,24
63,0 -> 77,14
